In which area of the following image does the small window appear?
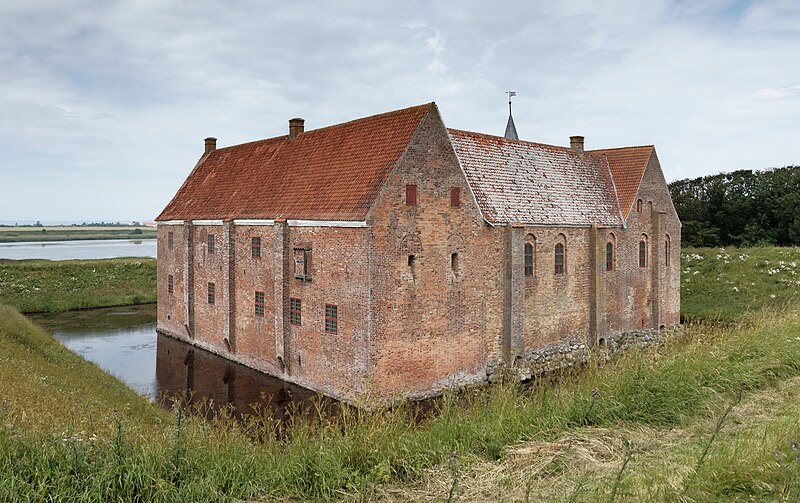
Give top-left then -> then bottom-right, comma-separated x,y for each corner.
639,239 -> 647,268
167,274 -> 174,294
636,199 -> 643,212
450,187 -> 460,207
524,243 -> 534,276
406,184 -> 417,206
293,248 -> 311,280
207,282 -> 215,305
451,253 -> 460,275
407,254 -> 416,280
606,242 -> 614,271
325,304 -> 338,334
255,291 -> 265,317
555,243 -> 565,274
665,235 -> 671,267
167,231 -> 174,250
289,298 -> 301,326
251,237 -> 261,258
207,234 -> 215,253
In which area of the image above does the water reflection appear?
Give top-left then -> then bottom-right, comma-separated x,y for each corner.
156,334 -> 338,422
32,304 -> 339,422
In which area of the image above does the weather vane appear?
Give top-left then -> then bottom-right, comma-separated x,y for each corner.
507,91 -> 516,115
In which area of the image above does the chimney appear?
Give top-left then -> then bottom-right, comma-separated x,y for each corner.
204,137 -> 217,155
570,135 -> 584,153
288,118 -> 305,139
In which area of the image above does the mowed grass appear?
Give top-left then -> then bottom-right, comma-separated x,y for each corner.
1,246 -> 800,501
0,226 -> 156,242
0,258 -> 156,313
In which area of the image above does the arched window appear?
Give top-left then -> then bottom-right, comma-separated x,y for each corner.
636,199 -> 643,212
524,243 -> 534,276
555,243 -> 565,274
639,236 -> 648,268
606,242 -> 614,271
665,234 -> 671,267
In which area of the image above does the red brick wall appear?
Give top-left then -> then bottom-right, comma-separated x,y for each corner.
366,108 -> 504,399
156,224 -> 188,337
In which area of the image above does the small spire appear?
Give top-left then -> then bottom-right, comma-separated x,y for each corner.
504,91 -> 519,140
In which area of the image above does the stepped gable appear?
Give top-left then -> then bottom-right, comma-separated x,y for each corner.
448,129 -> 623,227
589,146 -> 654,218
157,103 -> 434,221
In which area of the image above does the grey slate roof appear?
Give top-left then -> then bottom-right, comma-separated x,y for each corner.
448,129 -> 624,227
504,113 -> 519,140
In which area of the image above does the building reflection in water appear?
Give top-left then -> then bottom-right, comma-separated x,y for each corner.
155,333 -> 340,424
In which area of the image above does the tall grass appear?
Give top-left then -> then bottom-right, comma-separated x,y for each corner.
0,258 -> 156,313
2,302 -> 800,500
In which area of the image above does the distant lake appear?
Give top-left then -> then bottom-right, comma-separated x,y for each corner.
0,239 -> 157,260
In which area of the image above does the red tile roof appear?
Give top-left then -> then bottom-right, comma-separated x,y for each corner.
157,103 -> 434,221
449,129 -> 624,226
589,146 -> 654,218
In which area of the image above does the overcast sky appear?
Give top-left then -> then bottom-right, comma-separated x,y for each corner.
1,0 -> 798,222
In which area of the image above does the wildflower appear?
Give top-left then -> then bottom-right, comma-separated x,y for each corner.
733,287 -> 739,292
592,388 -> 601,399
770,294 -> 776,299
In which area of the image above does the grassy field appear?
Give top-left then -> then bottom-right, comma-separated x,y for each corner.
0,247 -> 799,501
0,258 -> 156,313
0,226 -> 156,242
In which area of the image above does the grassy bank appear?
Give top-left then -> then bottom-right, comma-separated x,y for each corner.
1,247 -> 799,501
0,226 -> 156,243
0,258 -> 156,313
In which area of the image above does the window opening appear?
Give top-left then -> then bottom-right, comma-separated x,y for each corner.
325,304 -> 338,334
255,291 -> 265,317
293,248 -> 311,280
639,240 -> 647,268
636,199 -> 643,212
168,274 -> 174,294
606,242 -> 614,271
407,255 -> 416,280
289,298 -> 302,326
406,184 -> 417,206
450,187 -> 460,207
251,237 -> 261,258
554,243 -> 565,274
207,282 -> 215,305
524,243 -> 534,276
167,231 -> 174,250
665,235 -> 671,267
451,253 -> 460,276
207,234 -> 215,253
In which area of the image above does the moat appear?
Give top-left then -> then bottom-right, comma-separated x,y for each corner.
31,304 -> 333,420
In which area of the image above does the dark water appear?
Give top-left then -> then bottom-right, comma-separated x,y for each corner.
0,239 -> 157,260
31,304 -> 333,420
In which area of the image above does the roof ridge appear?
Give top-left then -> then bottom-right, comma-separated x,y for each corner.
447,128 -> 576,153
589,145 -> 654,153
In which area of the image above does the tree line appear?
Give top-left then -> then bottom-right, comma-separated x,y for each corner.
668,165 -> 800,247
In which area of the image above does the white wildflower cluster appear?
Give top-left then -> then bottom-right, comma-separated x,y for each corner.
738,254 -> 749,261
716,253 -> 731,264
682,253 -> 705,262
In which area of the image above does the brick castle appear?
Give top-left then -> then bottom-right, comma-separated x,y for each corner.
155,102 -> 681,403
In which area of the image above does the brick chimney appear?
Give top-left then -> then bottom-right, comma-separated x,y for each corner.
204,137 -> 217,155
570,135 -> 584,153
289,118 -> 305,139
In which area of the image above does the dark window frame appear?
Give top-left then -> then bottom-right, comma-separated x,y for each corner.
251,236 -> 261,258
325,303 -> 338,334
524,243 -> 534,276
639,240 -> 647,268
289,298 -> 302,326
207,234 -> 215,254
293,248 -> 311,280
207,282 -> 215,305
554,243 -> 565,274
167,231 -> 174,250
167,274 -> 174,294
255,291 -> 265,317
606,242 -> 614,271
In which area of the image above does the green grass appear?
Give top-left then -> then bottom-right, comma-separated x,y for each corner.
0,258 -> 156,313
681,246 -> 800,322
1,247 -> 800,501
0,226 -> 156,242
